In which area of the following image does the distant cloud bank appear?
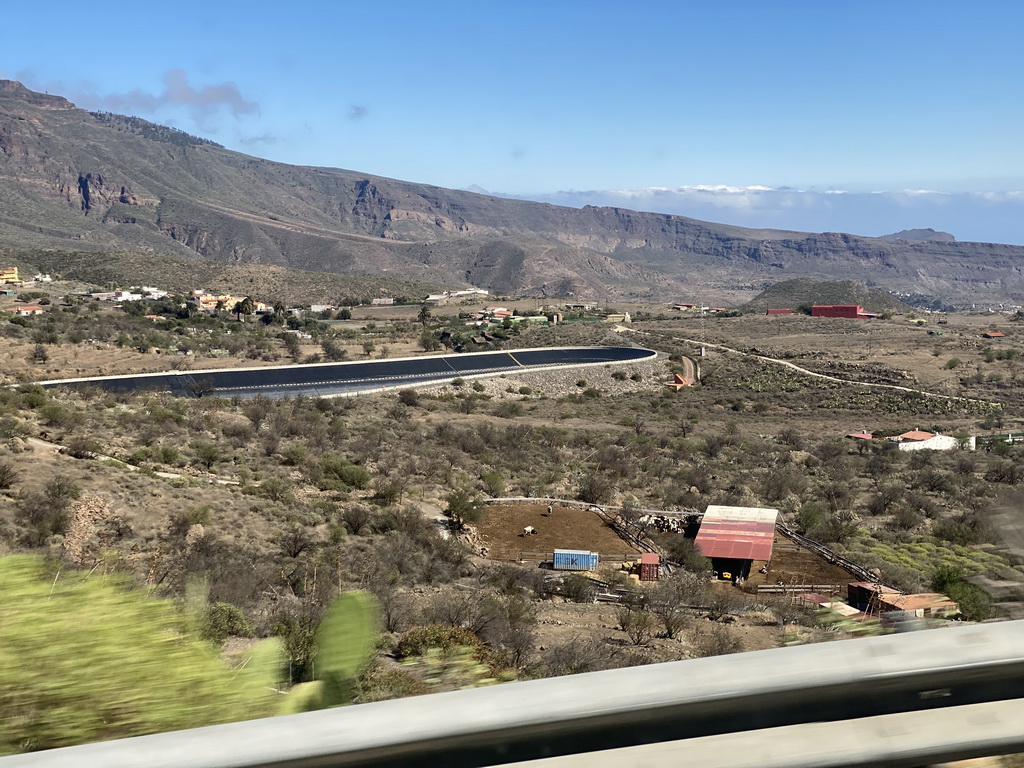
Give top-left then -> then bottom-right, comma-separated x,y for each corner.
491,185 -> 1024,246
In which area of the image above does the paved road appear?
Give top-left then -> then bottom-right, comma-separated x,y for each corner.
37,346 -> 657,399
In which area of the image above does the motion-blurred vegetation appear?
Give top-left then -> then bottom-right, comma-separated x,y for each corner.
0,555 -> 276,755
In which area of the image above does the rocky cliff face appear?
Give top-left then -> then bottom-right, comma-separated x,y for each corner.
1,79 -> 1023,305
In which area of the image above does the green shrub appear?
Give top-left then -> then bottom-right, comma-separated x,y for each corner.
316,454 -> 371,491
398,389 -> 420,407
481,471 -> 505,497
0,556 -> 274,754
560,573 -> 596,603
157,445 -> 182,466
394,624 -> 483,659
201,602 -> 254,645
65,436 -> 101,459
664,537 -> 711,573
0,460 -> 17,490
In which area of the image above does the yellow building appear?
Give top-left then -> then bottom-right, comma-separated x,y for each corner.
0,267 -> 19,284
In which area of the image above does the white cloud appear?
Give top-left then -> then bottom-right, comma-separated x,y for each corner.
13,69 -> 258,130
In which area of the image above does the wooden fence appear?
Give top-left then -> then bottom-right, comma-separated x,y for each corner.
756,584 -> 845,595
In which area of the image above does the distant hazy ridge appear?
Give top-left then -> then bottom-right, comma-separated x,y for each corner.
2,80 -> 1023,305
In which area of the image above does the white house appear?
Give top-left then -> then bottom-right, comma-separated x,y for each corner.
895,430 -> 974,452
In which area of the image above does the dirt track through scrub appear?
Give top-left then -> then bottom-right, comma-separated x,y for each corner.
623,327 -> 999,408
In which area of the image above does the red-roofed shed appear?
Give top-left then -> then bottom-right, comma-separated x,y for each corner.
696,505 -> 778,582
847,430 -> 874,440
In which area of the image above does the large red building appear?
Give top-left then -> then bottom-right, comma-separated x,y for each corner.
811,304 -> 863,318
811,304 -> 879,319
695,505 -> 779,583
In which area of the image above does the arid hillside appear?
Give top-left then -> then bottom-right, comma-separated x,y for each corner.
4,80 -> 1024,305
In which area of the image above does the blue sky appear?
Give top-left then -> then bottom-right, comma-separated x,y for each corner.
4,1 -> 1024,243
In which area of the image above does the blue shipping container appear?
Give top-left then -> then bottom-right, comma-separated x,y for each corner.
552,549 -> 599,571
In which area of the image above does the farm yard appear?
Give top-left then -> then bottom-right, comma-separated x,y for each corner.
744,532 -> 865,592
476,503 -> 642,563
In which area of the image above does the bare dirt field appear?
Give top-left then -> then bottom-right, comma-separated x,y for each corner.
745,535 -> 863,591
475,504 -> 641,563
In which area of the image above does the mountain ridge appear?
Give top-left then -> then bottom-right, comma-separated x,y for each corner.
2,79 -> 1023,305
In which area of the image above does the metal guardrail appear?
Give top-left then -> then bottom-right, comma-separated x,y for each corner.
517,700 -> 1024,768
4,620 -> 1023,768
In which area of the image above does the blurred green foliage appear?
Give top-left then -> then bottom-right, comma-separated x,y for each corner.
317,590 -> 380,707
0,556 -> 275,755
277,590 -> 380,715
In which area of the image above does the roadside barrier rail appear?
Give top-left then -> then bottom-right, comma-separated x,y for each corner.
5,620 -> 1022,768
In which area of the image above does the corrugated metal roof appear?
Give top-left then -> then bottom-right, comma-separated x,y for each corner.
640,553 -> 659,564
849,581 -> 899,593
695,505 -> 779,561
878,593 -> 958,612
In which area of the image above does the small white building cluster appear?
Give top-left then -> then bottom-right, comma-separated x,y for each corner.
90,287 -> 169,302
846,429 -> 975,452
423,288 -> 490,306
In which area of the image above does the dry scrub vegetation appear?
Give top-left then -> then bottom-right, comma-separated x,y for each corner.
2,301 -> 1024,714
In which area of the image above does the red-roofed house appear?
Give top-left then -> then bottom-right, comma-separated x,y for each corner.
846,430 -> 874,440
3,305 -> 44,316
898,430 -> 935,442
695,505 -> 778,583
895,430 -> 973,451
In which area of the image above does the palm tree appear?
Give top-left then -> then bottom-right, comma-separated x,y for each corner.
417,304 -> 432,326
233,297 -> 254,322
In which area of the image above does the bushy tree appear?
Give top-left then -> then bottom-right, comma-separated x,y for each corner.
664,537 -> 711,573
616,601 -> 655,646
444,489 -> 484,531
